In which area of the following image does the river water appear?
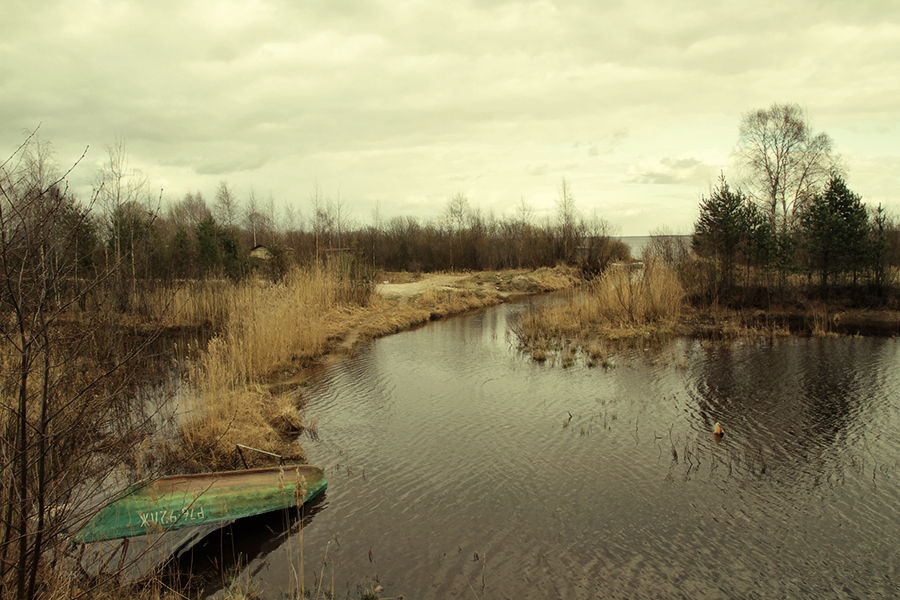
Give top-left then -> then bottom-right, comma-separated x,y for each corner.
202,299 -> 900,599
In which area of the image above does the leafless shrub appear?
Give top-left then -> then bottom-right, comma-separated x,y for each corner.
0,131 -> 169,599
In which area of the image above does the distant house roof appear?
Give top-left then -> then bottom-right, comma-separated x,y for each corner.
249,245 -> 271,260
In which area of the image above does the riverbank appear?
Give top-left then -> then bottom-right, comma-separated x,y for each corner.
511,261 -> 900,363
164,265 -> 580,474
683,304 -> 900,338
218,313 -> 900,600
169,263 -> 897,466
356,266 -> 578,339
165,262 -> 898,474
65,264 -> 898,600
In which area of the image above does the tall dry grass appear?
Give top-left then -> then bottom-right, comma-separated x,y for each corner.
359,287 -> 505,339
194,266 -> 340,388
581,259 -> 685,328
513,259 -> 685,358
142,279 -> 234,328
167,264 -> 516,469
170,264 -> 374,471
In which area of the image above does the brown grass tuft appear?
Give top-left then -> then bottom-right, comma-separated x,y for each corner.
512,259 -> 685,362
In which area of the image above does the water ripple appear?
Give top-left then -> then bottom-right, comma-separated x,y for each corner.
230,311 -> 900,599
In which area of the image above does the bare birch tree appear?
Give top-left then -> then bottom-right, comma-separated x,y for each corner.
556,178 -> 579,261
93,139 -> 154,307
736,102 -> 837,238
446,193 -> 469,270
246,188 -> 262,248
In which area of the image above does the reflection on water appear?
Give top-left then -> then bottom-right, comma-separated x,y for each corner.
211,301 -> 900,599
176,496 -> 327,597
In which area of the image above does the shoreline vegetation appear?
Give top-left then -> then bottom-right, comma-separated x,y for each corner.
513,256 -> 900,364
12,262 -> 897,600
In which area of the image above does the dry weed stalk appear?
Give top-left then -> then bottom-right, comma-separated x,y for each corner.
1,130 -> 181,600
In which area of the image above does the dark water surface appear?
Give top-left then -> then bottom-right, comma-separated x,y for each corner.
215,301 -> 900,599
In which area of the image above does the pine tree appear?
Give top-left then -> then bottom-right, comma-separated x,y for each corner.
800,173 -> 870,289
693,174 -> 747,289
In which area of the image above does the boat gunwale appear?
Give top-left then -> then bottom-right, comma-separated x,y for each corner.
140,464 -> 325,491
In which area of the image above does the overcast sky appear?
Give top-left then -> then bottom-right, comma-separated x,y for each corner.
2,0 -> 898,236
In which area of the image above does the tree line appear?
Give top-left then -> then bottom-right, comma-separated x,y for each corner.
17,140 -> 629,295
689,102 -> 899,304
159,180 -> 629,281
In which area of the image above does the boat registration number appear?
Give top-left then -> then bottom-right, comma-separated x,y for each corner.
138,506 -> 206,528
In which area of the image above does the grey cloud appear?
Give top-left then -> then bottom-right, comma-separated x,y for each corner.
661,157 -> 701,170
626,157 -> 717,186
193,157 -> 270,176
571,130 -> 628,160
527,164 -> 549,177
161,142 -> 272,175
630,172 -> 682,186
600,129 -> 629,155
448,173 -> 484,183
2,0 -> 899,236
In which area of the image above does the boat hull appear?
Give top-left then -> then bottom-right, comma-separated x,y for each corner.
75,465 -> 326,543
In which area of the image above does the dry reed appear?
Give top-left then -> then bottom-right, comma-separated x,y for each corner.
526,265 -> 581,291
170,264 -> 371,471
513,259 -> 685,361
168,264 -> 514,469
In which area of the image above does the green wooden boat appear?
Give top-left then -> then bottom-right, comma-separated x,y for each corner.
75,465 -> 326,543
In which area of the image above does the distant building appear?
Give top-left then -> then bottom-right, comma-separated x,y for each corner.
249,245 -> 272,260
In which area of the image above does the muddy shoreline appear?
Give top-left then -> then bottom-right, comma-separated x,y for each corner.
682,306 -> 900,338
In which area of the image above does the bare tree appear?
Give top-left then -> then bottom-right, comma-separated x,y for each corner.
445,193 -> 469,270
168,190 -> 210,232
333,191 -> 348,251
311,180 -> 328,260
367,200 -> 383,268
515,196 -> 534,228
93,138 -> 146,260
214,179 -> 238,232
642,226 -> 690,268
1,132 -> 164,600
514,197 -> 535,268
446,192 -> 469,232
265,193 -> 277,246
246,188 -> 262,248
308,183 -> 351,260
282,202 -> 302,252
736,102 -> 837,237
556,178 -> 579,261
92,139 -> 154,307
577,210 -> 622,277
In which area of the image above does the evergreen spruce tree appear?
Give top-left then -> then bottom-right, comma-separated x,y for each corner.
800,173 -> 870,290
